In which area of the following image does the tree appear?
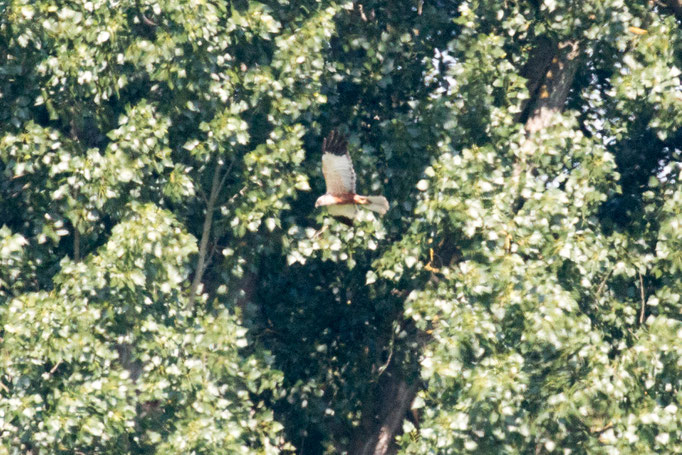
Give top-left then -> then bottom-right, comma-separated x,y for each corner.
1,0 -> 682,454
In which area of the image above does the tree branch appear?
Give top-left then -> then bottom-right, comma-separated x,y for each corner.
595,266 -> 615,299
188,161 -> 225,311
376,332 -> 395,378
638,272 -> 646,325
73,229 -> 80,262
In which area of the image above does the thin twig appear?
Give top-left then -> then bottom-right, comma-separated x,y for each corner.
595,266 -> 615,299
0,381 -> 8,393
217,158 -> 235,197
49,359 -> 62,374
312,224 -> 328,239
141,14 -> 157,26
638,272 -> 646,325
376,332 -> 395,378
227,185 -> 247,204
205,240 -> 220,269
196,186 -> 209,205
591,422 -> 614,434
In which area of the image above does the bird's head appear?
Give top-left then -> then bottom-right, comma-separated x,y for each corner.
315,194 -> 334,208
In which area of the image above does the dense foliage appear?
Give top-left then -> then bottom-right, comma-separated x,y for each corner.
2,0 -> 682,453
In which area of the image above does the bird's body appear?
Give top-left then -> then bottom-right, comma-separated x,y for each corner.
315,131 -> 389,225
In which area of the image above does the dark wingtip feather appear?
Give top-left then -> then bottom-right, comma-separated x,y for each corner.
323,130 -> 348,156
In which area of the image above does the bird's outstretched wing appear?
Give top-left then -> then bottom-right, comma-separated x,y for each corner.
321,130 -> 356,195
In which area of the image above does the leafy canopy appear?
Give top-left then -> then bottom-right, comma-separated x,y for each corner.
2,0 -> 682,454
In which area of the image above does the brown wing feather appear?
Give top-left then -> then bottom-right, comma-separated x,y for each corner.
321,131 -> 356,195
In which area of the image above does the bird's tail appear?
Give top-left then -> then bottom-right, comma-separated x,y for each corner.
363,195 -> 389,215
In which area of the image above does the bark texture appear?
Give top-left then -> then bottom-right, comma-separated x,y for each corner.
348,362 -> 419,455
525,40 -> 580,133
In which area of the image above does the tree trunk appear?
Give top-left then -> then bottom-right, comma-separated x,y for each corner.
512,39 -> 581,211
517,36 -> 556,122
348,362 -> 419,455
345,38 -> 582,455
667,0 -> 682,20
524,39 -> 580,133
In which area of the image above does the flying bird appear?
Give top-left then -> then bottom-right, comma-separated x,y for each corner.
315,130 -> 389,225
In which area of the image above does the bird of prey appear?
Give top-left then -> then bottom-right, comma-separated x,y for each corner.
315,130 -> 389,225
